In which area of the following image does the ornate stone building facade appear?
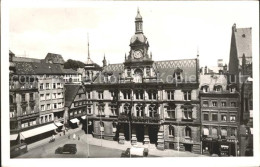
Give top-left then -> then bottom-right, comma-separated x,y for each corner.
84,9 -> 201,153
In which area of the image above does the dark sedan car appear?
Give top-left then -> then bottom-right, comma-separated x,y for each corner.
55,144 -> 77,154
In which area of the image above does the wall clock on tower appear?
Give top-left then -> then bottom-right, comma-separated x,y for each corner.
133,50 -> 143,59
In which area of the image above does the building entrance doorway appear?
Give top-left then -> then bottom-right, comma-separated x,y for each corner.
184,144 -> 192,152
148,126 -> 158,144
124,124 -> 130,141
136,125 -> 144,142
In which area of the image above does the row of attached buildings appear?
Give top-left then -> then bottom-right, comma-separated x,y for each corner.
9,10 -> 253,156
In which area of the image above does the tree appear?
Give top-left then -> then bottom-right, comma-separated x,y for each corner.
64,59 -> 85,70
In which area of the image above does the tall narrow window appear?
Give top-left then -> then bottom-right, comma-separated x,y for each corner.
149,105 -> 157,117
183,108 -> 192,120
169,126 -> 175,136
136,90 -> 144,100
136,105 -> 143,117
29,93 -> 34,101
185,126 -> 192,138
146,67 -> 150,77
98,91 -> 104,100
167,106 -> 175,119
183,91 -> 191,101
127,68 -> 131,77
124,104 -> 131,115
111,105 -> 117,116
167,91 -> 174,100
22,94 -> 26,102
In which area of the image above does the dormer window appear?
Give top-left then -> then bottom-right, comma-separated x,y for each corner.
214,85 -> 222,92
230,87 -> 236,93
201,85 -> 209,93
173,68 -> 183,81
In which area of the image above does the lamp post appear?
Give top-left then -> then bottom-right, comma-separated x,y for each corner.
86,113 -> 89,157
98,105 -> 103,147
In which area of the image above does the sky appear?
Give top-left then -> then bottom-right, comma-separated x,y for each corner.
9,1 -> 259,67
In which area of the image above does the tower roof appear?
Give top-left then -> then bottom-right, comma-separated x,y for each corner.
135,8 -> 142,20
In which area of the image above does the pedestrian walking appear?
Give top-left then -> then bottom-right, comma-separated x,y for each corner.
78,135 -> 80,140
73,133 -> 76,140
68,134 -> 70,139
63,130 -> 65,135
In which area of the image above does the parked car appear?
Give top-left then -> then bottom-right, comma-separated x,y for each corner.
121,147 -> 148,157
10,143 -> 28,158
55,144 -> 77,154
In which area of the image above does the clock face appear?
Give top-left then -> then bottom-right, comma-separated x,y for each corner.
133,50 -> 142,59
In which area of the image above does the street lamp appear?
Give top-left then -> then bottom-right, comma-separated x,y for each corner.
98,105 -> 103,147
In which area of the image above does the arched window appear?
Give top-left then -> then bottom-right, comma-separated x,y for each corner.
173,68 -> 183,81
124,103 -> 131,115
134,69 -> 143,83
185,126 -> 192,138
136,105 -> 144,117
149,105 -> 157,117
201,85 -> 209,93
214,85 -> 222,92
127,67 -> 131,77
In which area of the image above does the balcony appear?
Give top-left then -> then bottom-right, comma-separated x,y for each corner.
132,115 -> 160,124
118,114 -> 129,122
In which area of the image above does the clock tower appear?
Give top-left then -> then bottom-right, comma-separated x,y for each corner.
125,8 -> 152,62
124,9 -> 155,82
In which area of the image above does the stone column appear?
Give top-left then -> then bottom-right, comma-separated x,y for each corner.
131,124 -> 137,145
144,125 -> 150,144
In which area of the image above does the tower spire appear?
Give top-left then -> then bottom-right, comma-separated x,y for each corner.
135,8 -> 143,34
103,53 -> 107,67
87,33 -> 90,60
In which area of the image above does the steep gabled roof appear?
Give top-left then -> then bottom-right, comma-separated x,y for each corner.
14,62 -> 65,75
93,63 -> 124,84
234,28 -> 252,59
12,57 -> 42,63
154,59 -> 197,83
64,84 -> 81,107
45,53 -> 65,64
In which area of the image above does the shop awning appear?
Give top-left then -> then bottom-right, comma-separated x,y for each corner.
250,128 -> 253,135
70,118 -> 80,124
10,134 -> 18,141
81,115 -> 86,120
21,123 -> 57,139
203,128 -> 209,136
54,122 -> 63,127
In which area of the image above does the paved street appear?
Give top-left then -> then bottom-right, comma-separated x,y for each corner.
16,128 -> 205,158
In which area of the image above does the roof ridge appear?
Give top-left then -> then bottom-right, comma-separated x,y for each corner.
155,58 -> 196,62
